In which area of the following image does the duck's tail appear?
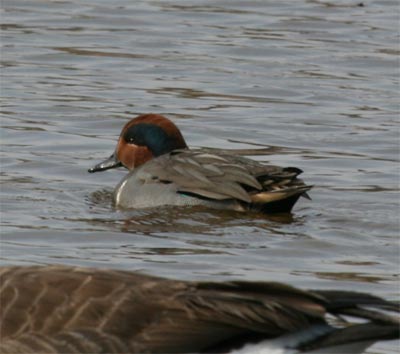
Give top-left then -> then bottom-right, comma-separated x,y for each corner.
249,185 -> 313,213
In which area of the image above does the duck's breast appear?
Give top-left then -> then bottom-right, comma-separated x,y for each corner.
113,172 -> 201,209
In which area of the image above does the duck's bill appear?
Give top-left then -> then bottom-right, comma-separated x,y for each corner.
88,153 -> 122,173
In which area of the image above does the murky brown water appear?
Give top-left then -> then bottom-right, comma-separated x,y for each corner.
1,1 -> 399,352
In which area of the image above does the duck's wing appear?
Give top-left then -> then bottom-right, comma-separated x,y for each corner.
137,150 -> 262,203
1,266 -> 398,354
138,150 -> 312,211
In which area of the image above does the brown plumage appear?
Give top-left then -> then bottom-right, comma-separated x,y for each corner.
1,266 -> 398,353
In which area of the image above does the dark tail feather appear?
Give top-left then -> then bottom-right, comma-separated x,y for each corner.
302,191 -> 312,200
312,290 -> 400,314
300,290 -> 400,351
300,322 -> 399,352
254,193 -> 302,213
250,185 -> 313,213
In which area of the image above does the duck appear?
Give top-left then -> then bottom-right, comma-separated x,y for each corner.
1,265 -> 398,354
88,114 -> 312,213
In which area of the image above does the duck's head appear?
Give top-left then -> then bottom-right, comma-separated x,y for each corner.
88,114 -> 187,173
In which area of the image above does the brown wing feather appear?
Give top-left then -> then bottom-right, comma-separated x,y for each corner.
0,266 -> 326,353
1,266 -> 399,353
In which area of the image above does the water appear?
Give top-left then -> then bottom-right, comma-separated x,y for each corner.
1,1 -> 399,352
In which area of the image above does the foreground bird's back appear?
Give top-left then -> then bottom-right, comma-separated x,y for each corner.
1,266 -> 398,354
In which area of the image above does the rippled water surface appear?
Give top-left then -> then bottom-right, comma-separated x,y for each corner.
1,1 -> 399,352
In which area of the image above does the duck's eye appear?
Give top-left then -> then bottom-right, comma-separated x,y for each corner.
123,129 -> 137,144
124,136 -> 135,144
123,124 -> 147,145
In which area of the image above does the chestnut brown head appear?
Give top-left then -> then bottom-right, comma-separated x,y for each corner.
89,114 -> 188,172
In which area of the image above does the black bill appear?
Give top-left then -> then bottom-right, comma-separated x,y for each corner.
88,153 -> 122,173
